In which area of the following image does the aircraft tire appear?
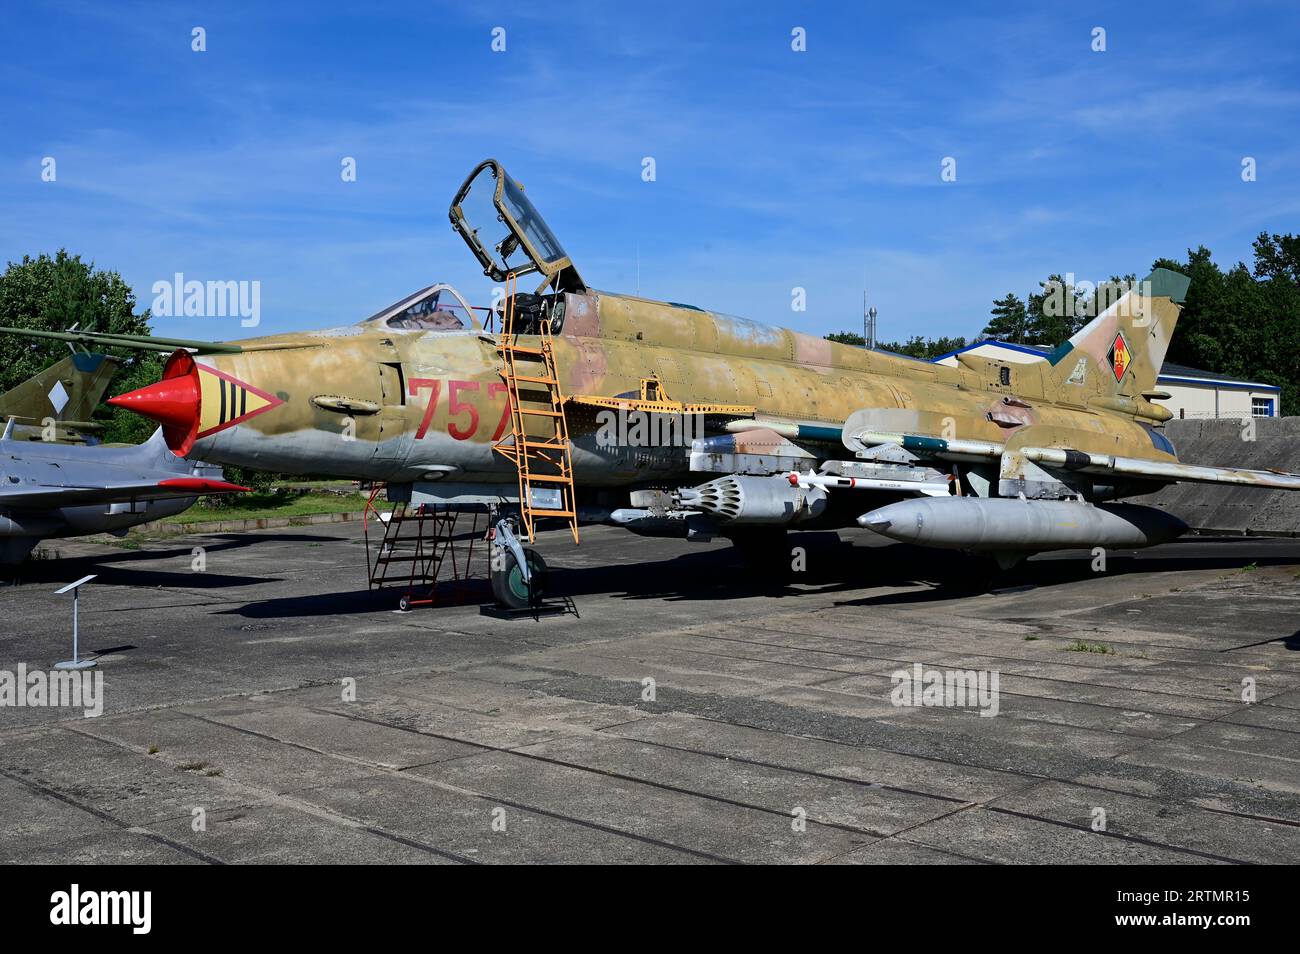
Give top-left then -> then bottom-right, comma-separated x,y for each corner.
491,546 -> 548,609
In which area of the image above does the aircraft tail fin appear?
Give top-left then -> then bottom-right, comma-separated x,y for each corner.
1043,268 -> 1190,399
0,352 -> 119,431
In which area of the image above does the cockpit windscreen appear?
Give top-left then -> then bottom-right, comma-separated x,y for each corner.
361,285 -> 475,331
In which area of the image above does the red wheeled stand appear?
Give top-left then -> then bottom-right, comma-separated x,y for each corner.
363,484 -> 487,610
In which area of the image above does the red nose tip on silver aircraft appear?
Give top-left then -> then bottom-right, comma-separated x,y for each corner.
0,420 -> 247,564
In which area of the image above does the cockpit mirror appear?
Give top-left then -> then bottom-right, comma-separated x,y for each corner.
449,159 -> 584,292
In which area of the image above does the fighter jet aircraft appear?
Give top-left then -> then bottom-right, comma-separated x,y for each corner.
0,422 -> 247,564
0,348 -> 119,443
39,159 -> 1300,599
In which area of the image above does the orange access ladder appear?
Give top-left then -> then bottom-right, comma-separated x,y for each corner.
492,273 -> 580,544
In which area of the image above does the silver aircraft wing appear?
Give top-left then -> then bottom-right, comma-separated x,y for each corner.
0,476 -> 248,508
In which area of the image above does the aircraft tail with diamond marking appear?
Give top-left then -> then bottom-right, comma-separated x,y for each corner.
1043,268 -> 1190,400
0,352 -> 118,440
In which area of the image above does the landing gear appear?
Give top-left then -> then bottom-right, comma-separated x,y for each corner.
489,516 -> 550,609
491,544 -> 548,609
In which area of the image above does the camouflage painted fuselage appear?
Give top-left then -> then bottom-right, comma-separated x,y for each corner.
180,287 -> 1176,490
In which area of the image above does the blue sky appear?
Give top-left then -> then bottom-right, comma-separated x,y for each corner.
2,0 -> 1298,342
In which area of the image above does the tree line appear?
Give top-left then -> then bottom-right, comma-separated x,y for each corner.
827,232 -> 1300,413
0,251 -> 274,489
0,251 -> 161,445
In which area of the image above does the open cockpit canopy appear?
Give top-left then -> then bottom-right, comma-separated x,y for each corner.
449,159 -> 584,293
358,283 -> 480,331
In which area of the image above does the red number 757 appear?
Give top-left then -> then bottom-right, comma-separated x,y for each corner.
408,378 -> 510,441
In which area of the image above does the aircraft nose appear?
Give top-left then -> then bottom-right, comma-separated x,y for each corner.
109,376 -> 198,429
109,349 -> 284,457
108,350 -> 202,454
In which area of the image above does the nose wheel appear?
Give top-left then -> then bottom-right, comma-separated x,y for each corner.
491,544 -> 548,609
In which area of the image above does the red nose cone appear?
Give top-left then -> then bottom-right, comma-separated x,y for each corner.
108,376 -> 198,430
108,349 -> 201,455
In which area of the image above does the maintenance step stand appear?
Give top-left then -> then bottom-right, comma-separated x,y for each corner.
363,485 -> 484,610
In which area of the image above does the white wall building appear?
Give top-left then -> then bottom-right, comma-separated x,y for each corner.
931,340 -> 1281,419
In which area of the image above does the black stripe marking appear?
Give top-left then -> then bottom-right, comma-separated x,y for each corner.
219,378 -> 227,424
240,385 -> 246,418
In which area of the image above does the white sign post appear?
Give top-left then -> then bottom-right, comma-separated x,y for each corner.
53,575 -> 98,670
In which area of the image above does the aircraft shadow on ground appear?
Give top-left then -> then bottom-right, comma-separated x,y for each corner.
577,534 -> 1298,605
1,534 -> 338,588
833,549 -> 1300,607
213,580 -> 496,619
45,529 -> 1296,620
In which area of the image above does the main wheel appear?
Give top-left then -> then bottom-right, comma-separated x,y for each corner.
491,546 -> 548,609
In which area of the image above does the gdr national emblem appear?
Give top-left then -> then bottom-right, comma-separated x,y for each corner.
1108,330 -> 1131,382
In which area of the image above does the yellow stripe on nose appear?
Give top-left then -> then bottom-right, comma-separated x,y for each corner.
195,364 -> 282,439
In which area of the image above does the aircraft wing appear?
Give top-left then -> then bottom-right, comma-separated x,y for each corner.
1018,446 -> 1300,490
851,428 -> 1300,490
0,476 -> 248,508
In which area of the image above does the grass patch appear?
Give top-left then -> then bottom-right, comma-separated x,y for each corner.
1023,635 -> 1040,641
169,491 -> 369,525
271,480 -> 357,492
1065,639 -> 1115,655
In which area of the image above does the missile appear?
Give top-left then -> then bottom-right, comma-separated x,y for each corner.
723,418 -> 843,442
786,471 -> 951,496
852,430 -> 1004,461
857,496 -> 1187,552
609,508 -> 716,540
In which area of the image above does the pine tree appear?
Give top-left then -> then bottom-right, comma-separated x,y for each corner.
982,293 -> 1027,343
1025,274 -> 1079,345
